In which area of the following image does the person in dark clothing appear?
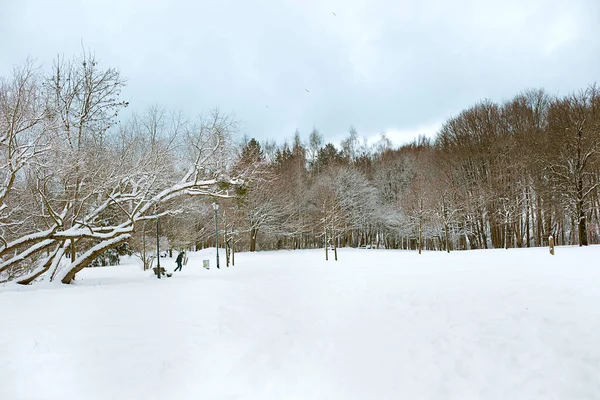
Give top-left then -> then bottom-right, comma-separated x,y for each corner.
174,251 -> 185,272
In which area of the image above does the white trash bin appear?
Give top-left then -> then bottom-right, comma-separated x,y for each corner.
203,260 -> 210,270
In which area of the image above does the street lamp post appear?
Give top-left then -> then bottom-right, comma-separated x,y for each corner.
156,213 -> 161,279
213,202 -> 220,269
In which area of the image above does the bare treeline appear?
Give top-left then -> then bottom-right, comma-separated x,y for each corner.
215,86 -> 600,254
1,51 -> 598,284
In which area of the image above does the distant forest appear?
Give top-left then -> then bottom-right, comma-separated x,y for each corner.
227,85 -> 600,253
0,51 -> 598,283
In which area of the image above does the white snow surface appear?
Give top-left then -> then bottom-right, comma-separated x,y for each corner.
1,246 -> 600,399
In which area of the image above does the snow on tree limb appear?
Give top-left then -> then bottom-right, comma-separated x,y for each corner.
56,234 -> 131,284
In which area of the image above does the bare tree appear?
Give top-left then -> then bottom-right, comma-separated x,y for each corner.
544,86 -> 600,246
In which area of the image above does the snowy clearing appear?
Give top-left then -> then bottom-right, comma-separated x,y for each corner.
1,246 -> 600,399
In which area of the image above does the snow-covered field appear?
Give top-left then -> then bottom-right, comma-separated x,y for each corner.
1,246 -> 600,399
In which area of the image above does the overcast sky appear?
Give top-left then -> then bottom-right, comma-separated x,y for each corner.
1,0 -> 599,146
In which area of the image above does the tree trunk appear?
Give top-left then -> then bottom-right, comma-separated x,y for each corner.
334,232 -> 338,261
578,199 -> 588,246
444,221 -> 450,253
504,217 -> 509,250
224,225 -> 229,267
544,207 -> 552,247
535,194 -> 542,246
226,241 -> 230,267
418,215 -> 423,255
249,228 -> 257,252
142,223 -> 147,270
325,226 -> 329,261
70,238 -> 76,262
525,186 -> 531,247
478,215 -> 488,249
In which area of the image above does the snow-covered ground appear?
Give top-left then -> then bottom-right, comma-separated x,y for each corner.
1,246 -> 600,399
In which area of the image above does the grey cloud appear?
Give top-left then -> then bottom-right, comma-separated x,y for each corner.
1,0 -> 598,146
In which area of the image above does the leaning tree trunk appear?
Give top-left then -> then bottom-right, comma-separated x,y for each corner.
16,244 -> 65,285
0,231 -> 56,275
59,234 -> 131,284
